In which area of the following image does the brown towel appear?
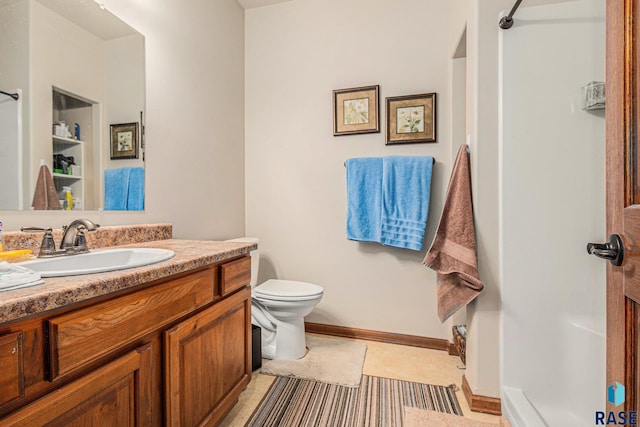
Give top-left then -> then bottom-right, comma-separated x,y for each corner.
423,144 -> 483,322
31,164 -> 61,210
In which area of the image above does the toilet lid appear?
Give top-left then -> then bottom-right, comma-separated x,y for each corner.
253,279 -> 323,300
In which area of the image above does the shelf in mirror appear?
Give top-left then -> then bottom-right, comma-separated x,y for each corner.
52,173 -> 82,180
53,135 -> 84,146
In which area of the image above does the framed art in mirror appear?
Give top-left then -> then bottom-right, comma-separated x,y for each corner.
333,85 -> 380,136
110,122 -> 139,160
386,93 -> 436,145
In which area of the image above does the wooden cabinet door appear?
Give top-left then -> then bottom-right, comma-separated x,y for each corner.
0,344 -> 152,427
0,332 -> 24,408
165,287 -> 251,427
608,0 -> 640,410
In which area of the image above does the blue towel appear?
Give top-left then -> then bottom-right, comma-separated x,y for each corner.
346,158 -> 383,243
380,156 -> 433,250
104,168 -> 130,210
127,167 -> 144,210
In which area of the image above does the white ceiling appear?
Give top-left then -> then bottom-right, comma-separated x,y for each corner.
36,0 -> 138,40
236,0 -> 294,10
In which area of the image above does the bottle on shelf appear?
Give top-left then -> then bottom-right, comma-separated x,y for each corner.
63,187 -> 73,210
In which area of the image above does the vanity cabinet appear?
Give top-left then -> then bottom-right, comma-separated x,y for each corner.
0,255 -> 252,426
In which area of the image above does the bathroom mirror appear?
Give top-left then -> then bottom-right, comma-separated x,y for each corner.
0,0 -> 145,211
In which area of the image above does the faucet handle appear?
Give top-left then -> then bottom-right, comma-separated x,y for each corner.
74,225 -> 89,252
40,230 -> 57,256
21,226 -> 51,233
21,227 -> 56,256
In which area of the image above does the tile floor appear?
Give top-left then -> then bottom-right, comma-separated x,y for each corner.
220,334 -> 502,426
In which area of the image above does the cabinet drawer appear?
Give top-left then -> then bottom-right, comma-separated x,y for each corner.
48,268 -> 216,380
220,257 -> 251,296
0,332 -> 24,407
0,344 -> 152,427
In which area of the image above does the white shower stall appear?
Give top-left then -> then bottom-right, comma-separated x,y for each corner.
500,1 -> 606,426
0,89 -> 23,210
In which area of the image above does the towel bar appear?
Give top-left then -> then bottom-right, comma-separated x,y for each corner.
344,157 -> 436,167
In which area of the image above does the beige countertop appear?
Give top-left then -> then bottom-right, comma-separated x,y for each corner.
0,239 -> 256,325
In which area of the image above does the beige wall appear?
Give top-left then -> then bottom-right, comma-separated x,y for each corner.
245,0 -> 453,339
0,0 -> 246,240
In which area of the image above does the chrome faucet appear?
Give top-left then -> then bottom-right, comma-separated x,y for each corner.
22,219 -> 99,257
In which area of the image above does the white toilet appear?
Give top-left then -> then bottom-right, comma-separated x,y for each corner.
227,238 -> 323,360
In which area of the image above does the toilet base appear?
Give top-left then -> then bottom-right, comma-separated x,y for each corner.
271,317 -> 307,360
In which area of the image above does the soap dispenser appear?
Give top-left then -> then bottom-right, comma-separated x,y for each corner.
63,187 -> 73,210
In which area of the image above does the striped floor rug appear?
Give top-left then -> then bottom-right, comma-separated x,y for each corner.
245,375 -> 462,427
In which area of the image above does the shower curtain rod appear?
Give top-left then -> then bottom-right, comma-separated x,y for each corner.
0,90 -> 19,101
499,0 -> 524,29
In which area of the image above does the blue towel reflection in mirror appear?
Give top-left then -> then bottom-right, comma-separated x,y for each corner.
104,167 -> 144,210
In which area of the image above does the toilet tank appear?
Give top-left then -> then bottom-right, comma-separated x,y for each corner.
225,237 -> 259,286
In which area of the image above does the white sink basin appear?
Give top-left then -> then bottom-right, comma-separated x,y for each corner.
18,248 -> 175,277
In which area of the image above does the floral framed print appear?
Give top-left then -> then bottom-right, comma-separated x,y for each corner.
386,93 -> 436,145
110,122 -> 139,159
333,85 -> 380,136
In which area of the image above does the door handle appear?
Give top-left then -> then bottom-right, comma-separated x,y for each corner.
587,234 -> 624,266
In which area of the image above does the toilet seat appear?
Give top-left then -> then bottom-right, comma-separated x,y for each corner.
253,279 -> 323,301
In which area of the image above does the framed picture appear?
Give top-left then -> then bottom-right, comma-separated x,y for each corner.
110,122 -> 139,159
333,85 -> 380,136
386,93 -> 436,144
